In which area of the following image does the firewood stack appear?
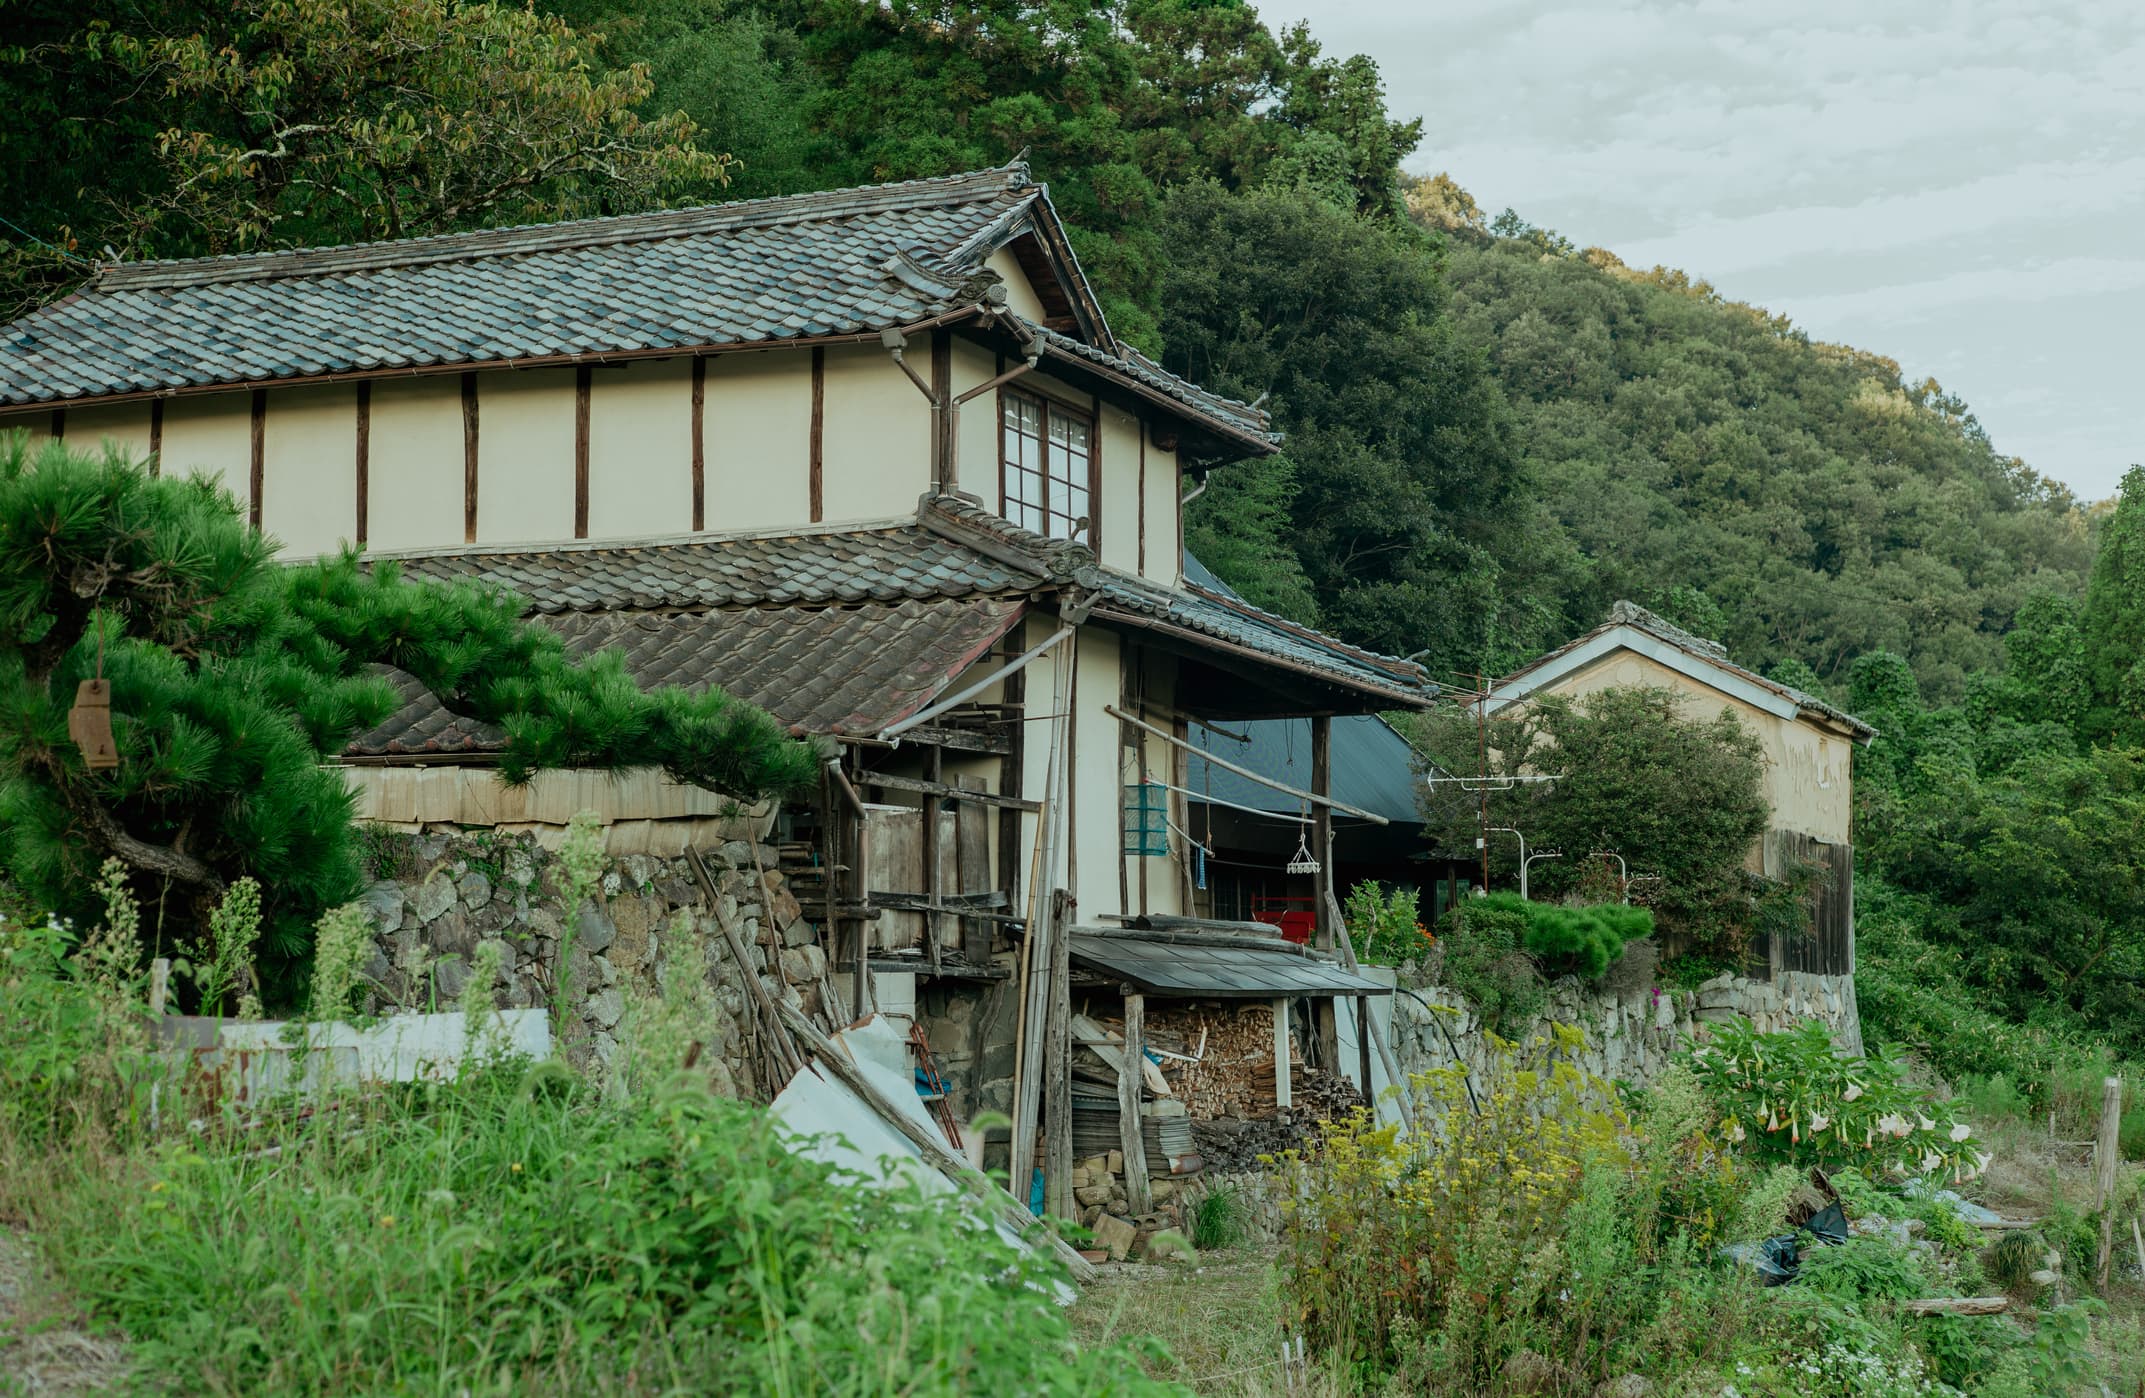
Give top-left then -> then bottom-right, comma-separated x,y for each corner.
1141,1002 -> 1286,1121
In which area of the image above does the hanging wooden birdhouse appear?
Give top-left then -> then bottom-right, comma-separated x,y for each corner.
69,678 -> 119,771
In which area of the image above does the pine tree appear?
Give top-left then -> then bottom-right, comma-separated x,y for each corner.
2083,466 -> 2145,747
0,436 -> 818,1000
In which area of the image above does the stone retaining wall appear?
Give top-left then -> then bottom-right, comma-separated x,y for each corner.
355,816 -> 826,1099
1385,966 -> 1863,1094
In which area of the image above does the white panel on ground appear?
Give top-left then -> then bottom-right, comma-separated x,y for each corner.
1334,965 -> 1407,1131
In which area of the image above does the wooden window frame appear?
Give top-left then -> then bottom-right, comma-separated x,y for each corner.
998,384 -> 1099,544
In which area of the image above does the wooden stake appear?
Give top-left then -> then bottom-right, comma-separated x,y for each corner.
1043,889 -> 1074,1221
2094,1075 -> 2122,1288
148,958 -> 171,1018
1272,997 -> 1293,1110
1120,990 -> 1152,1213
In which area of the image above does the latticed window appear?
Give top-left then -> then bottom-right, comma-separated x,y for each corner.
1000,387 -> 1092,541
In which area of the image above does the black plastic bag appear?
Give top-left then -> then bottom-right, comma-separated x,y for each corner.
1753,1234 -> 1803,1286
1804,1202 -> 1850,1246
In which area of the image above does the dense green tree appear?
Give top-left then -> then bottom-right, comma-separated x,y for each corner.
2082,465 -> 2145,746
1415,686 -> 1771,950
1155,178 -> 1518,669
0,437 -> 816,999
0,0 -> 728,311
1415,181 -> 2097,698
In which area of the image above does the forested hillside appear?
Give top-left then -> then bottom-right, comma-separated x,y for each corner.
7,0 -> 2099,692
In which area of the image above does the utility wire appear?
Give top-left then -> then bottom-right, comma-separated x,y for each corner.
0,213 -> 95,266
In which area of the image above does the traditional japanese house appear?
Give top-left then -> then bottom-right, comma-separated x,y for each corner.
0,163 -> 1421,1220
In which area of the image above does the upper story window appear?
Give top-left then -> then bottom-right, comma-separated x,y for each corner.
1001,387 -> 1093,542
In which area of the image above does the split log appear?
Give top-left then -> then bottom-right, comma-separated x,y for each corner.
1903,1296 -> 2009,1317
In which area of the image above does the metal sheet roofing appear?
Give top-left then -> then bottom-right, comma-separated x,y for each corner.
1067,930 -> 1390,999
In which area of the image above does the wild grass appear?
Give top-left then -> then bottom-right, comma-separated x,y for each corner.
0,873 -> 1173,1396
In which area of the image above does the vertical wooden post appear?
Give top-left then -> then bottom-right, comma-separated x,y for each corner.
690,355 -> 706,532
148,399 -> 163,475
923,746 -> 944,973
148,958 -> 171,1018
247,388 -> 266,529
2095,1075 -> 2122,1287
573,366 -> 592,538
1273,997 -> 1293,1110
1044,890 -> 1075,1220
1310,716 -> 1339,1070
930,329 -> 953,491
460,371 -> 479,543
1120,989 -> 1152,1213
353,382 -> 370,548
808,346 -> 825,523
998,647 -> 1026,913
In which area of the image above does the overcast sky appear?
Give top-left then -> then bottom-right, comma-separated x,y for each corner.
1280,0 -> 2144,502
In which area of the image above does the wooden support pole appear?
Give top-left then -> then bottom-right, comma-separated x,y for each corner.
1120,990 -> 1152,1213
923,746 -> 944,974
1044,890 -> 1074,1221
1272,997 -> 1293,1110
1310,715 -> 1339,1071
2095,1075 -> 2123,1288
148,958 -> 171,1018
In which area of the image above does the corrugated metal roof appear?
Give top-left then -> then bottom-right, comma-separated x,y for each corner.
1067,930 -> 1390,998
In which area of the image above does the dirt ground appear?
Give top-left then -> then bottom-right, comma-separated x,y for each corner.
0,1228 -> 126,1396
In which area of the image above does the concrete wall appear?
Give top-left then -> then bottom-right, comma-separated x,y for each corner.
1521,649 -> 1854,859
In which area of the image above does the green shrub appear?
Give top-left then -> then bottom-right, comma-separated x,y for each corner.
1434,896 -> 1544,1036
1981,1231 -> 2043,1294
1686,1018 -> 1985,1180
1343,881 -> 1431,966
1796,1238 -> 1928,1302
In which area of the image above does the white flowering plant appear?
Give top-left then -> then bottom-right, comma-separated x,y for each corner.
1686,1018 -> 1986,1182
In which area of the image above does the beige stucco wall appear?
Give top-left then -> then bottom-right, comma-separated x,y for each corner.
1143,436 -> 1180,585
821,344 -> 929,522
704,351 -> 812,530
1095,401 -> 1142,574
263,384 -> 358,558
587,358 -> 694,538
986,249 -> 1050,324
1525,650 -> 1853,862
951,339 -> 1003,499
160,394 -> 254,513
366,377 -> 463,551
478,367 -> 577,545
60,403 -> 156,464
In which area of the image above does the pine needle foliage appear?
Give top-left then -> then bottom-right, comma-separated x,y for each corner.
0,436 -> 818,1002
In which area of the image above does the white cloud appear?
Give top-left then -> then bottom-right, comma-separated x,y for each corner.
1272,0 -> 2145,496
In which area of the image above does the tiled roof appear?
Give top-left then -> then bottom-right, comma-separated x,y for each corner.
544,599 -> 1025,736
346,665 -> 506,759
1496,600 -> 1877,741
0,165 -> 1275,453
1089,568 -> 1432,707
379,516 -> 1049,614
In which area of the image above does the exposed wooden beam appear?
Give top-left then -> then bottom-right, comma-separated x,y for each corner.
573,366 -> 591,537
690,354 -> 706,531
247,389 -> 265,528
460,371 -> 479,543
353,382 -> 370,547
809,346 -> 825,523
859,770 -> 1040,812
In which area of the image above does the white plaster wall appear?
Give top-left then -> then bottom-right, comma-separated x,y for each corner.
986,249 -> 1050,324
160,394 -> 255,515
705,352 -> 812,530
1144,437 -> 1180,585
476,367 -> 577,545
60,403 -> 156,464
1096,401 -> 1142,573
821,345 -> 929,522
951,340 -> 1002,501
1071,626 -> 1127,921
587,358 -> 694,539
0,409 -> 54,450
262,384 -> 358,558
366,377 -> 463,551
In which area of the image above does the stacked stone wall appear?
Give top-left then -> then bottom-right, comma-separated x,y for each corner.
355,816 -> 828,1099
